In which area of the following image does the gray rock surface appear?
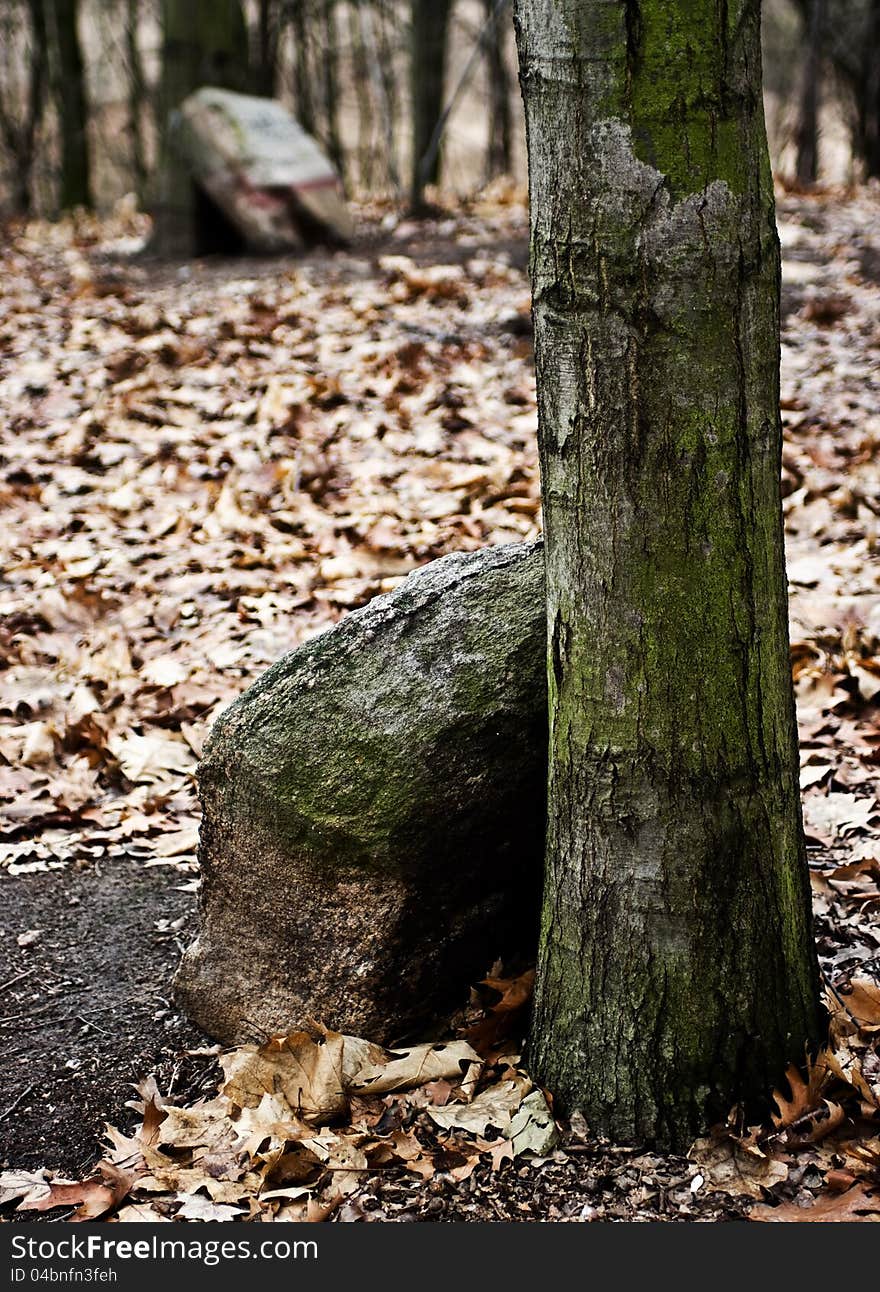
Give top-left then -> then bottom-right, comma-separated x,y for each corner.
178,88 -> 353,251
175,542 -> 547,1045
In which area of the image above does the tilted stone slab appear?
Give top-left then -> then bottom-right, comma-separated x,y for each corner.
175,542 -> 547,1044
177,87 -> 353,251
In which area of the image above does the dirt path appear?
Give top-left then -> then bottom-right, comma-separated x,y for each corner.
0,862 -> 212,1175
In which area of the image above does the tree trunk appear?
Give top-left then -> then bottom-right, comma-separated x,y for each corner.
796,0 -> 824,184
360,0 -> 399,194
0,0 -> 48,215
290,0 -> 315,135
320,0 -> 344,179
254,0 -> 279,96
126,0 -> 149,205
47,0 -> 92,210
858,0 -> 880,177
151,0 -> 249,256
376,0 -> 402,192
514,0 -> 822,1150
349,0 -> 374,190
409,0 -> 452,209
484,0 -> 512,180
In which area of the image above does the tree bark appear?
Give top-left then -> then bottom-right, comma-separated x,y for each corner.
0,0 -> 48,215
151,0 -> 249,256
46,0 -> 92,210
126,0 -> 149,205
376,0 -> 402,192
796,0 -> 824,184
360,0 -> 399,193
857,0 -> 880,177
290,0 -> 315,135
484,0 -> 512,180
795,0 -> 880,179
320,0 -> 344,179
514,0 -> 822,1150
349,0 -> 375,189
409,0 -> 452,209
254,0 -> 279,97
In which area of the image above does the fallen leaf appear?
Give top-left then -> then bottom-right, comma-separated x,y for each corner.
689,1135 -> 789,1200
426,1075 -> 531,1137
347,1039 -> 482,1097
752,1182 -> 880,1222
507,1089 -> 559,1157
841,977 -> 880,1032
221,1029 -> 347,1124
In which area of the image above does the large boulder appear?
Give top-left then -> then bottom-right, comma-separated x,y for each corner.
176,542 -> 547,1045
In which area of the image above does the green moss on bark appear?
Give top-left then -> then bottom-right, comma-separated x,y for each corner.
515,0 -> 822,1150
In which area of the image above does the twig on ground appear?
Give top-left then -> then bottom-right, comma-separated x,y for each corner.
0,967 -> 36,994
0,1082 -> 36,1123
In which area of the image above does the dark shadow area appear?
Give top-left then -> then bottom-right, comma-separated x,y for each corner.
193,183 -> 247,256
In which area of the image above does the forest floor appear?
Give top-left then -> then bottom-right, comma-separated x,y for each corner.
0,184 -> 879,1223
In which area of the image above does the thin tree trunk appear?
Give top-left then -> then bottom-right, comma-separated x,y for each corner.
860,0 -> 880,176
320,0 -> 343,178
515,0 -> 822,1150
349,0 -> 374,190
290,0 -> 315,133
360,0 -> 399,193
796,0 -> 824,183
483,0 -> 511,180
0,0 -> 48,214
126,0 -> 149,205
409,0 -> 452,209
255,0 -> 279,96
376,0 -> 402,191
47,0 -> 92,210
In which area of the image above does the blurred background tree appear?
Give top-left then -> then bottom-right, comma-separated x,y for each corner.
0,0 -> 877,224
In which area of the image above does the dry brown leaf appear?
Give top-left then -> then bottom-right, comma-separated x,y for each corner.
689,1135 -> 789,1200
221,1029 -> 347,1124
156,1100 -> 242,1152
347,1039 -> 482,1097
107,730 -> 196,783
464,968 -> 535,1057
175,1194 -> 244,1222
803,791 -> 878,843
842,977 -> 880,1032
19,1162 -> 136,1221
0,1169 -> 53,1208
752,1182 -> 880,1222
771,1056 -> 830,1128
425,1074 -> 531,1137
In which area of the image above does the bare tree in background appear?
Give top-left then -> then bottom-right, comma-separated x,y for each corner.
795,0 -> 880,178
409,0 -> 453,210
290,0 -> 316,134
483,0 -> 511,180
853,0 -> 880,175
46,0 -> 92,210
359,0 -> 399,193
255,0 -> 281,96
796,0 -> 825,183
126,0 -> 150,205
320,0 -> 343,177
0,0 -> 48,215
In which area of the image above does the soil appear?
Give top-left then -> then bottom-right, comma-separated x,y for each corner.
0,861 -> 216,1178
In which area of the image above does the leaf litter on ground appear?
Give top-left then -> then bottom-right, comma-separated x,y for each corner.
1,183 -> 880,1220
